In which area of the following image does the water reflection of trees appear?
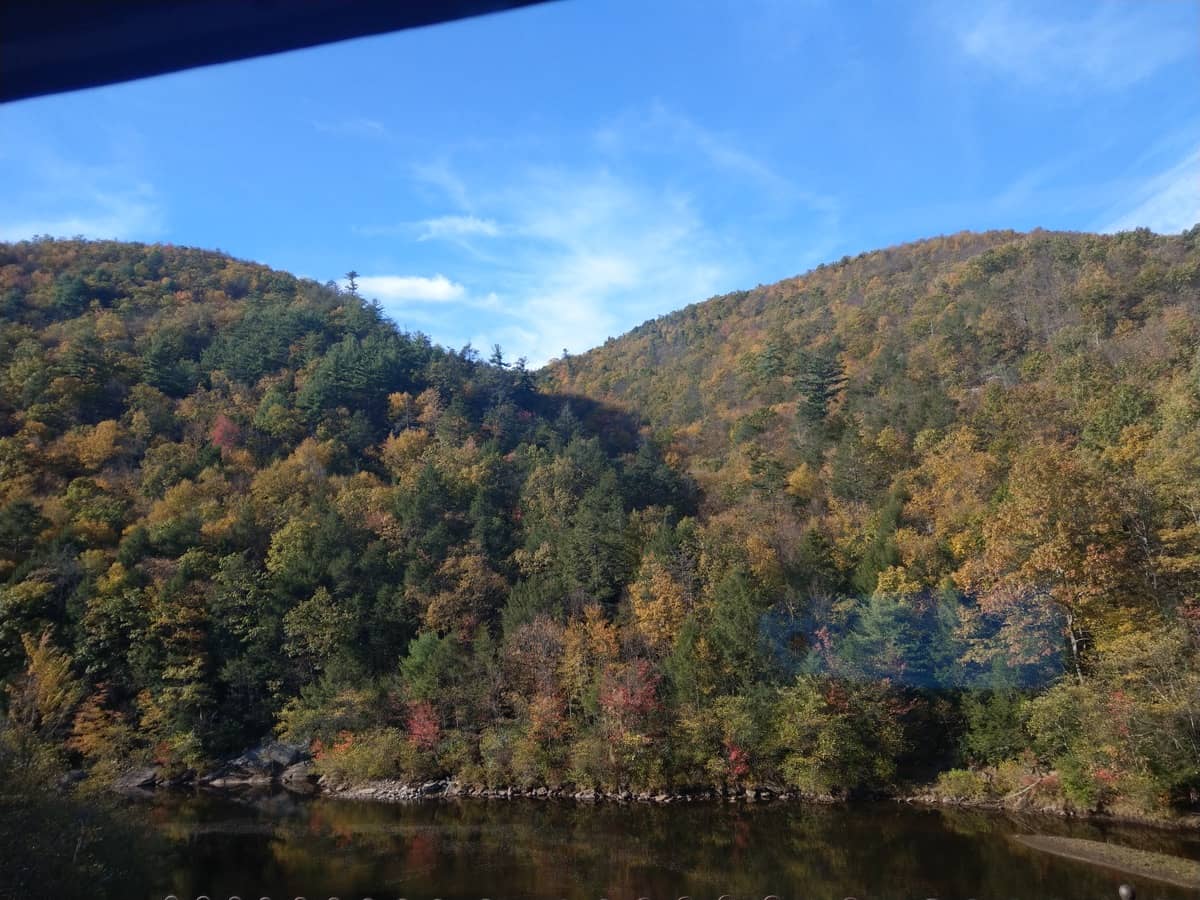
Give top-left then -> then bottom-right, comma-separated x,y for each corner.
146,797 -> 1200,900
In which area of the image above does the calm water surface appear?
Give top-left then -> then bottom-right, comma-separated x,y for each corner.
129,793 -> 1200,900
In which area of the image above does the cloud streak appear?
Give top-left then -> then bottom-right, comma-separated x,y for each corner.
952,1 -> 1193,91
597,103 -> 786,194
312,117 -> 392,140
352,105 -> 841,365
0,153 -> 163,242
418,215 -> 502,241
1102,146 -> 1200,236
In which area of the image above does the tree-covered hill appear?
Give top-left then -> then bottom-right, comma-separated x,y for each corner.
0,238 -> 688,775
1,231 -> 1198,818
545,227 -> 1200,811
549,229 -> 1200,627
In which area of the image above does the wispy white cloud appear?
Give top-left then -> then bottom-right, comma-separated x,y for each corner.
597,103 -> 785,192
352,214 -> 504,244
952,1 -> 1193,91
355,105 -> 841,365
395,162 -> 731,365
595,102 -> 841,221
504,168 -> 728,363
1102,146 -> 1200,235
350,274 -> 466,302
418,215 -> 502,241
411,160 -> 474,211
0,153 -> 163,242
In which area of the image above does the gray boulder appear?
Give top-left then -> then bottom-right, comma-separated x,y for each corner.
114,766 -> 160,792
280,761 -> 317,794
262,741 -> 308,768
225,741 -> 310,778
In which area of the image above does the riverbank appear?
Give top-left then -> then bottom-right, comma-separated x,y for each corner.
1012,835 -> 1200,891
319,777 -> 1200,830
897,790 -> 1200,833
320,776 -> 833,804
107,742 -> 1198,831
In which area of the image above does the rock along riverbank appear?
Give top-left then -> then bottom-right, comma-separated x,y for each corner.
109,743 -> 1198,831
321,777 -> 823,804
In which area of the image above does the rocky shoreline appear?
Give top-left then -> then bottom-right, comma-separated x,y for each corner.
317,781 -> 1200,830
107,741 -> 1198,831
110,740 -> 843,805
323,778 -> 823,804
112,741 -> 319,796
110,739 -> 834,805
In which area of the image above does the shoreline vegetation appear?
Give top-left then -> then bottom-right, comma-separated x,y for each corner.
108,746 -> 1200,832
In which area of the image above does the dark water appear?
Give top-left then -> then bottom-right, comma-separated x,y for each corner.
126,793 -> 1200,900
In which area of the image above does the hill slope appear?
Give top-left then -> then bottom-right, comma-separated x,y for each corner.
0,238 -> 688,770
546,227 -> 1200,810
1,232 -> 1198,816
550,228 -> 1200,618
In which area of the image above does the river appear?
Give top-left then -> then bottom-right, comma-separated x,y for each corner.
119,793 -> 1200,900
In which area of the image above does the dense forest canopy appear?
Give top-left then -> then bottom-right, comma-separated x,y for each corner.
1,230 -> 1198,817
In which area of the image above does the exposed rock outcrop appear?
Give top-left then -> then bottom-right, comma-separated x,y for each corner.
200,741 -> 310,788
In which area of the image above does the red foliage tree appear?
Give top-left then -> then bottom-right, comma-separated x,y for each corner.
726,743 -> 750,780
210,413 -> 241,452
598,659 -> 661,734
407,700 -> 440,751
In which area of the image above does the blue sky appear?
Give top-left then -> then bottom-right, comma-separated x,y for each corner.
2,0 -> 1197,365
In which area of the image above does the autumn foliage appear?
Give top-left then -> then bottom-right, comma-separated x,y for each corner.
0,231 -> 1197,814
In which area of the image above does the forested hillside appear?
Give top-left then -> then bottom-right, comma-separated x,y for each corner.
1,231 -> 1198,818
0,239 -> 688,787
545,227 -> 1200,812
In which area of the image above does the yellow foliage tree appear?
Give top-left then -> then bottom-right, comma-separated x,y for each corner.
785,462 -> 817,503
420,551 -> 507,638
387,391 -> 417,428
415,388 -> 443,429
78,420 -> 122,470
68,684 -> 135,764
960,442 -> 1131,678
560,604 -> 620,715
745,534 -> 783,590
380,429 -> 431,480
7,631 -> 83,740
630,554 -> 688,651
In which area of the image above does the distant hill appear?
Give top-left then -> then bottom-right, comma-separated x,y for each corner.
1,231 -> 1197,817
